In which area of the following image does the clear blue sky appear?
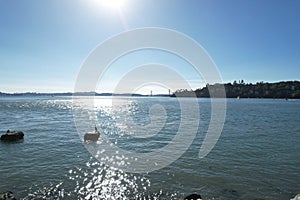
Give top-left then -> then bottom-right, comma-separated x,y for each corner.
0,0 -> 299,93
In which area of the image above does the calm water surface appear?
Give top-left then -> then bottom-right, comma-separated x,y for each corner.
0,96 -> 299,199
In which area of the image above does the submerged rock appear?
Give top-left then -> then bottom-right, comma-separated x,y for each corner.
0,191 -> 16,200
184,194 -> 202,200
0,130 -> 24,142
222,188 -> 240,198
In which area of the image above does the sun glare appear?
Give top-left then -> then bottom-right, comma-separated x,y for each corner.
100,0 -> 125,9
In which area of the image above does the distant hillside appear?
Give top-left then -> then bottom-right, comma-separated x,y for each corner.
172,81 -> 300,99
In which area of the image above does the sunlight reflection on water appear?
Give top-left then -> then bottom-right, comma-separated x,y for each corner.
24,158 -> 152,200
67,159 -> 150,199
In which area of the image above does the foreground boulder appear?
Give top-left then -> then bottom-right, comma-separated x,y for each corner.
0,191 -> 16,200
0,130 -> 24,142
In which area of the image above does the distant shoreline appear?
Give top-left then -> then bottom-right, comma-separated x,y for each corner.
0,92 -> 170,97
1,81 -> 300,99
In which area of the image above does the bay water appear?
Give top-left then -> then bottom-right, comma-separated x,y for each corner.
0,96 -> 299,199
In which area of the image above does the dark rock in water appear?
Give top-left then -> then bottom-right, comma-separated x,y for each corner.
0,191 -> 16,200
184,194 -> 202,200
84,131 -> 100,142
0,130 -> 24,142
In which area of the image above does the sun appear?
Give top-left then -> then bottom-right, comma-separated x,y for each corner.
99,0 -> 125,10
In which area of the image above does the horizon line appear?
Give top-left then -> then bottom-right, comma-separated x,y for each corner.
1,80 -> 299,95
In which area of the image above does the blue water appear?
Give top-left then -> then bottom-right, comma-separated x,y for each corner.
0,96 -> 299,199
